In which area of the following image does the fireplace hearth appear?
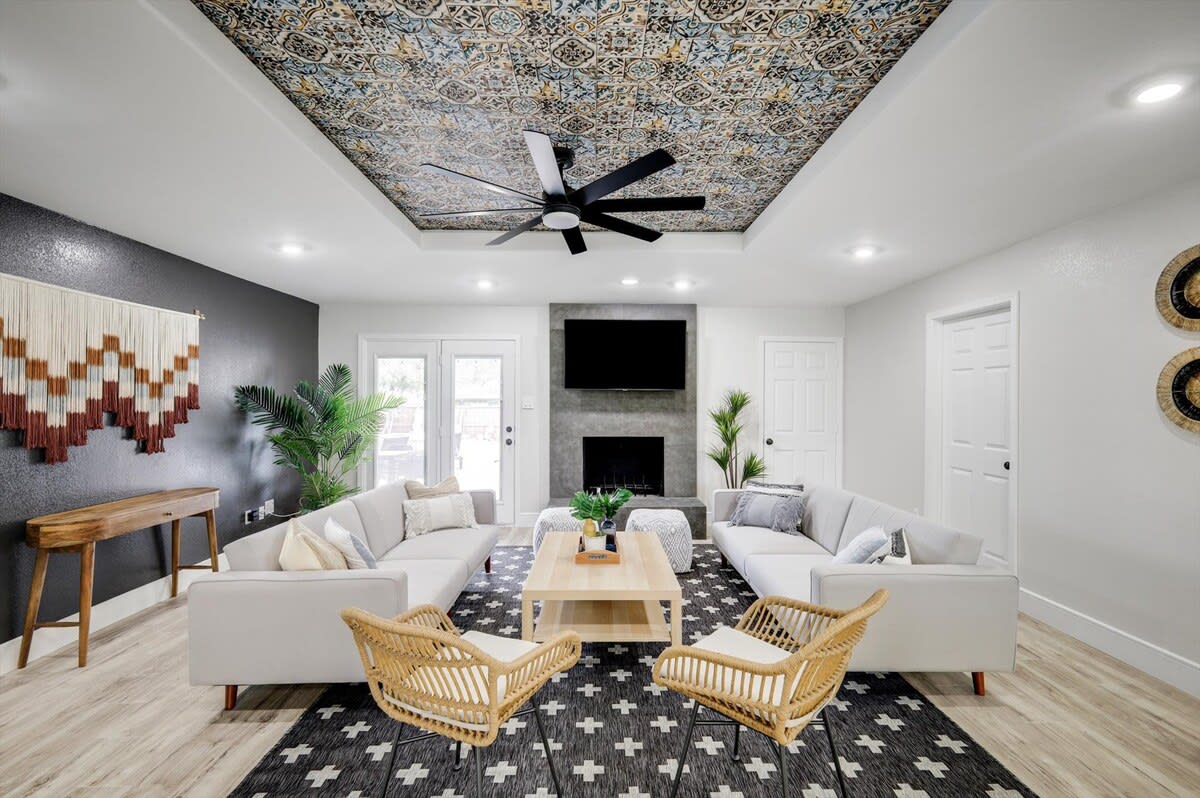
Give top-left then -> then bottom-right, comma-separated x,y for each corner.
582,436 -> 664,496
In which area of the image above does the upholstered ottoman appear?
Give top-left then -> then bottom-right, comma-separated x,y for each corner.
532,506 -> 583,552
626,508 -> 693,572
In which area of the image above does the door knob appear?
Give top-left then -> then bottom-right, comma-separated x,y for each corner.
1003,461 -> 1010,471
765,438 -> 774,446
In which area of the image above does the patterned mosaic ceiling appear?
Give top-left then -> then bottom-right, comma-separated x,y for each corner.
192,0 -> 951,232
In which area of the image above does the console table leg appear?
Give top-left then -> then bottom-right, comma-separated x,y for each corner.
170,519 -> 182,598
204,510 -> 219,572
18,547 -> 50,669
78,542 -> 95,667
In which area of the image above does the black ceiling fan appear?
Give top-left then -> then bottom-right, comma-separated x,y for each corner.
419,130 -> 706,255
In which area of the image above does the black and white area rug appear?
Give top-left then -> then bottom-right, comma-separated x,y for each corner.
232,546 -> 1035,797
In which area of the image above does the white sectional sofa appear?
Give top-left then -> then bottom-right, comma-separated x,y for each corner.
188,483 -> 498,707
711,486 -> 1018,694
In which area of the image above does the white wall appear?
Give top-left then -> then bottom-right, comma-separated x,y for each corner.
697,307 -> 845,507
844,179 -> 1200,695
320,304 -> 550,522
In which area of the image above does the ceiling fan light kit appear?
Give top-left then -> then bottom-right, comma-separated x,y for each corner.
420,129 -> 706,255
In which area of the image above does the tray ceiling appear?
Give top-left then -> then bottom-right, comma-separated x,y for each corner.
192,0 -> 951,232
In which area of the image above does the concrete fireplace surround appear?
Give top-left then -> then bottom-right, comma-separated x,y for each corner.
549,303 -> 700,531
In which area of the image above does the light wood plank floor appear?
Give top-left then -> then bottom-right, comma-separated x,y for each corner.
2,551 -> 1197,797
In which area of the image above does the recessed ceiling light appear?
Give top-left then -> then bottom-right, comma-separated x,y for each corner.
851,244 -> 879,260
275,242 -> 308,257
672,279 -> 692,290
476,279 -> 494,290
621,277 -> 639,286
1134,81 -> 1183,104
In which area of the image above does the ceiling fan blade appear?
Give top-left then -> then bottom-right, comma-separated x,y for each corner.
572,149 -> 675,206
486,214 -> 543,246
561,227 -> 587,255
420,208 -> 542,219
582,211 -> 662,243
523,130 -> 566,198
420,164 -> 543,205
586,196 -> 706,213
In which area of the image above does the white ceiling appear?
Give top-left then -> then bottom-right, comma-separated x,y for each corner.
2,0 -> 1198,307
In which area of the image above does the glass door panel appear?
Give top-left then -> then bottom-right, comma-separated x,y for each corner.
373,356 -> 427,488
452,356 -> 503,499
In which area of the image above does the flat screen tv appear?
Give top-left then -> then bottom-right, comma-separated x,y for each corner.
564,319 -> 686,390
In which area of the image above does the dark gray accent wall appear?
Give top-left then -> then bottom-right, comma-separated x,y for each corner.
0,194 -> 318,645
549,303 -> 697,498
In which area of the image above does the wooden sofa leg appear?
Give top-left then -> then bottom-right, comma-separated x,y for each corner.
719,553 -> 728,567
484,556 -> 492,574
972,672 -> 985,696
224,685 -> 238,710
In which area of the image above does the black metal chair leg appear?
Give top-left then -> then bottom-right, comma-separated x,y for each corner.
532,704 -> 565,797
822,709 -> 849,798
668,703 -> 700,798
731,723 -> 741,761
473,744 -> 484,798
453,739 -> 464,771
779,740 -> 788,797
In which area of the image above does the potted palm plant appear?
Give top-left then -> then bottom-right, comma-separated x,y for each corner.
234,364 -> 402,511
706,389 -> 767,488
569,488 -> 634,551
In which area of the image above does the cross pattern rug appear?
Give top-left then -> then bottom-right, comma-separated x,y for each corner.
231,546 -> 1036,798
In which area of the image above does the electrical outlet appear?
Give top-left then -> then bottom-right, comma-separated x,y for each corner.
242,509 -> 254,525
264,498 -> 275,515
258,504 -> 267,519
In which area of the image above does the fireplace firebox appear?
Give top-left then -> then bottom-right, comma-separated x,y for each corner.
582,436 -> 665,496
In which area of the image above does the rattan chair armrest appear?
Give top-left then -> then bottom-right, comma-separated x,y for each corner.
736,594 -> 845,651
500,631 -> 582,698
653,643 -> 793,683
393,603 -> 459,635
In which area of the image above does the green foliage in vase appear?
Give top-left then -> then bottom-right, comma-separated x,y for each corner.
706,389 -> 767,488
568,488 -> 634,534
234,363 -> 402,511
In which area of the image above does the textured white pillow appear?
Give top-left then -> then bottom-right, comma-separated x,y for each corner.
324,517 -> 378,569
278,519 -> 324,571
403,493 -> 477,538
832,525 -> 889,565
298,529 -> 348,570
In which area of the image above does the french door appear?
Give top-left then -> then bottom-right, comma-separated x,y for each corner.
360,338 -> 517,524
761,338 -> 843,488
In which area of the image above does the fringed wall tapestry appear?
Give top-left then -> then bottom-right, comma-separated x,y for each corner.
0,274 -> 200,463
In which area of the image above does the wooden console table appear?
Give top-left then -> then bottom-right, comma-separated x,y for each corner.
19,487 -> 220,668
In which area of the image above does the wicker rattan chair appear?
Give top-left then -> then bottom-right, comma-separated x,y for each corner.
342,604 -> 581,797
653,590 -> 889,798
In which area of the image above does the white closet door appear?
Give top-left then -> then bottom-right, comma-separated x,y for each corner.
761,339 -> 842,488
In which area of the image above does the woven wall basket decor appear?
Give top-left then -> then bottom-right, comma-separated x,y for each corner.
1157,348 -> 1200,435
0,274 -> 200,463
1156,243 -> 1200,332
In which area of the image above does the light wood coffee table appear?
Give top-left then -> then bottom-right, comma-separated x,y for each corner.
522,530 -> 683,645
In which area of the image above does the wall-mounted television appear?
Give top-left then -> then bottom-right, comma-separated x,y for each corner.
564,319 -> 686,390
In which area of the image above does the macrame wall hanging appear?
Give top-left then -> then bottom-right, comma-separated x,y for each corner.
0,274 -> 201,463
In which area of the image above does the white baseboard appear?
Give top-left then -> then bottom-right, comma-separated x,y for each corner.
515,512 -> 540,527
1020,587 -> 1200,697
0,554 -> 229,676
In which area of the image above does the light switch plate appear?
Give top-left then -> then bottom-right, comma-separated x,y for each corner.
521,396 -> 535,410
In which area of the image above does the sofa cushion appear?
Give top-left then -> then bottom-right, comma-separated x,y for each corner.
224,500 -> 366,572
711,522 -> 829,573
350,480 -> 408,557
741,554 -> 833,603
837,496 -> 982,565
801,486 -> 857,554
381,527 -> 498,573
376,558 -> 470,610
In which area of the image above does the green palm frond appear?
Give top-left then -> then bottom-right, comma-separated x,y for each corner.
234,385 -> 307,432
319,363 -> 355,402
741,452 -> 767,486
706,388 -> 763,489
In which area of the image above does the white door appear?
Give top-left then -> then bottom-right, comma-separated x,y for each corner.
761,339 -> 842,487
940,309 -> 1013,568
362,338 -> 518,524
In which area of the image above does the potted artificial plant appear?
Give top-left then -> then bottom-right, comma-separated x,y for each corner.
569,488 -> 634,551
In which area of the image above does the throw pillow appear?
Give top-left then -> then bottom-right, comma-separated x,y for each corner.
728,491 -> 805,535
404,476 -> 461,500
324,517 -> 378,569
744,479 -> 805,495
298,529 -> 348,570
832,526 -> 890,565
403,492 -> 477,538
278,519 -> 324,571
877,529 -> 912,565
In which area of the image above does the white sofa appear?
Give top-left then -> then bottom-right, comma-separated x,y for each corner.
188,483 -> 498,706
711,486 -> 1018,694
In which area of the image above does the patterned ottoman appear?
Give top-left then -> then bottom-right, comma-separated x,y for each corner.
532,506 -> 583,552
626,508 -> 693,573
